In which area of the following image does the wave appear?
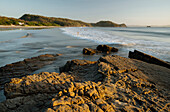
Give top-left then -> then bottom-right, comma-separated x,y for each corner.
60,27 -> 137,46
60,27 -> 170,61
60,27 -> 170,46
114,29 -> 170,36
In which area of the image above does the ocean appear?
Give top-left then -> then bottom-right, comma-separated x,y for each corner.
61,27 -> 170,62
0,27 -> 170,69
0,27 -> 170,102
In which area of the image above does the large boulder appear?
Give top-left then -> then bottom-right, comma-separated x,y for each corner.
96,45 -> 118,54
82,45 -> 118,55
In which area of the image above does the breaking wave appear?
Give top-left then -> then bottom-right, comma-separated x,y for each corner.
60,27 -> 170,61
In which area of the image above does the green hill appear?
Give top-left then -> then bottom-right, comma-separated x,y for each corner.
0,14 -> 126,27
19,14 -> 91,27
92,21 -> 126,27
0,16 -> 24,25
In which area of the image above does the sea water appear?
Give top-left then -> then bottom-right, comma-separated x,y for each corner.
0,27 -> 170,68
61,27 -> 170,62
0,28 -> 99,68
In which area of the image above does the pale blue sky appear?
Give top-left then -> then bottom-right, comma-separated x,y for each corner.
0,0 -> 170,26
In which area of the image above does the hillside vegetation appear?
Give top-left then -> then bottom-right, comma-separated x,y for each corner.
92,21 -> 126,27
19,14 -> 91,27
0,16 -> 24,25
0,14 -> 126,27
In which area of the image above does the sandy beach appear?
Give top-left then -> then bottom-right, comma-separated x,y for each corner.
0,25 -> 59,29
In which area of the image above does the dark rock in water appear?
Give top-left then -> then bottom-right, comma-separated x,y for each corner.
0,54 -> 61,90
97,45 -> 112,53
82,45 -> 118,55
111,47 -> 119,52
129,50 -> 170,69
1,55 -> 170,111
97,45 -> 118,54
83,48 -> 96,55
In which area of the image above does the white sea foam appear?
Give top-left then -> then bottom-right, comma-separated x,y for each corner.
60,27 -> 170,61
60,27 -> 137,46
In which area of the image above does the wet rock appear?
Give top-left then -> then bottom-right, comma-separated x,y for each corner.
111,47 -> 119,52
129,50 -> 170,69
0,54 -> 61,90
96,45 -> 118,54
83,48 -> 96,55
1,55 -> 170,112
82,45 -> 118,55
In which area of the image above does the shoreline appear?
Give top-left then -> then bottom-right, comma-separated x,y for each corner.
0,25 -> 60,29
0,49 -> 169,111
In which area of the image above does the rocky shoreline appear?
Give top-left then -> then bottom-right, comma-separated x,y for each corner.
0,45 -> 170,112
0,54 -> 61,90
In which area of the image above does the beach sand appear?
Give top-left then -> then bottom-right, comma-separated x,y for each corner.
0,25 -> 59,29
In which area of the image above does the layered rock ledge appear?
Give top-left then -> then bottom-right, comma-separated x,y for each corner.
0,54 -> 61,90
129,50 -> 170,69
0,55 -> 170,112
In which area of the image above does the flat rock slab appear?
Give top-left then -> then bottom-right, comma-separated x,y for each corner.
129,50 -> 170,69
1,55 -> 170,112
0,54 -> 61,90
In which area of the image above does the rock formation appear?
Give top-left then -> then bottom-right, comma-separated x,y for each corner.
0,55 -> 169,112
96,45 -> 118,53
129,50 -> 170,69
0,54 -> 61,90
83,48 -> 96,55
83,45 -> 118,55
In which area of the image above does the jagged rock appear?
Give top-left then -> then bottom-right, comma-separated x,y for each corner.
96,45 -> 118,54
129,50 -> 170,69
0,54 -> 61,90
82,45 -> 118,55
1,55 -> 170,112
59,59 -> 97,73
83,48 -> 96,55
4,72 -> 73,98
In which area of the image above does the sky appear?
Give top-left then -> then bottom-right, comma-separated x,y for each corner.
0,0 -> 170,26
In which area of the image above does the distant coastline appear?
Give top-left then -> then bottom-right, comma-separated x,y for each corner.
0,14 -> 126,27
0,25 -> 59,29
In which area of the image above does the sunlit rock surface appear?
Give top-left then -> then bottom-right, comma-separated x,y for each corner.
0,54 -> 61,90
0,55 -> 170,112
